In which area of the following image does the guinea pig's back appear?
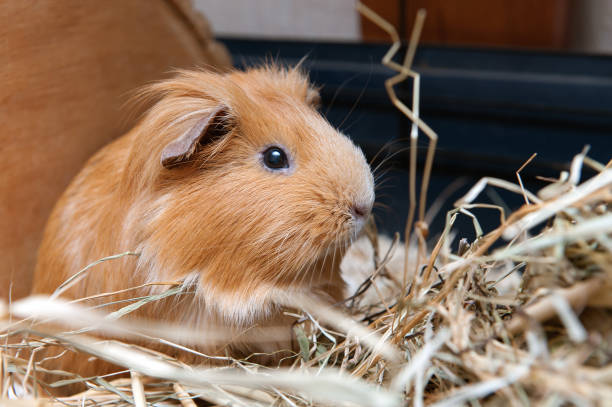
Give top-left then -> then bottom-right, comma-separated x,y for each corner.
32,132 -> 135,298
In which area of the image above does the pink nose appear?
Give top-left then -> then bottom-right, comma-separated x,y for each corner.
351,203 -> 371,220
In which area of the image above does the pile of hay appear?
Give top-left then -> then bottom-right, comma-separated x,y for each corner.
3,153 -> 610,407
3,4 -> 611,406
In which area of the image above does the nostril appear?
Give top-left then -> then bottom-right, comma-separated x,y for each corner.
351,204 -> 370,219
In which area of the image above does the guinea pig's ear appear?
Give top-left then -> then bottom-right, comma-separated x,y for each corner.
161,106 -> 229,168
306,88 -> 321,109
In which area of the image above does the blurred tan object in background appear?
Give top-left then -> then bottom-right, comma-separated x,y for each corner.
0,0 -> 230,301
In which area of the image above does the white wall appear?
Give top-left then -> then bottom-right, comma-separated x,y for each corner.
193,0 -> 361,41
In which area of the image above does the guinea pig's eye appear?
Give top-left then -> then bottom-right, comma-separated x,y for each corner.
262,146 -> 289,170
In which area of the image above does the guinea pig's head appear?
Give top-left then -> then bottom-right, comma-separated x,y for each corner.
126,66 -> 374,319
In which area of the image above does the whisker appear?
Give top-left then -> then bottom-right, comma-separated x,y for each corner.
372,146 -> 413,175
336,68 -> 373,131
325,72 -> 361,116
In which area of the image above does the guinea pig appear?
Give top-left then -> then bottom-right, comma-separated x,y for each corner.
31,65 -> 375,386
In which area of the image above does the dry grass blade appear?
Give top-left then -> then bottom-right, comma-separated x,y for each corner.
130,370 -> 146,407
7,295 -> 293,346
286,294 -> 402,363
505,277 -> 603,335
357,1 -> 437,287
503,168 -> 612,239
63,333 -> 400,407
51,252 -> 140,299
173,383 -> 198,407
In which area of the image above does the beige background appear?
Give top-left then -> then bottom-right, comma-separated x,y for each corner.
194,0 -> 361,41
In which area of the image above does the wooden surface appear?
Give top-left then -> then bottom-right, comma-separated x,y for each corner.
361,0 -> 571,49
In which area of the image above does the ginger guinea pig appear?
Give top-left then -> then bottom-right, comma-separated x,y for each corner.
32,65 -> 374,381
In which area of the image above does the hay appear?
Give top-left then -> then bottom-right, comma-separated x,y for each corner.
3,3 -> 612,406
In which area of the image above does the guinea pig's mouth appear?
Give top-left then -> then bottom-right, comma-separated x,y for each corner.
349,203 -> 372,237
333,210 -> 371,250
351,217 -> 367,240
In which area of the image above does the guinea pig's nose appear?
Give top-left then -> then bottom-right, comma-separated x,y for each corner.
351,203 -> 371,220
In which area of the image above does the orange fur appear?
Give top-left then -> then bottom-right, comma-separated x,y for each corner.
32,66 -> 374,392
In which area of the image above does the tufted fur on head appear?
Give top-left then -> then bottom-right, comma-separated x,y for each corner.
32,65 -> 375,383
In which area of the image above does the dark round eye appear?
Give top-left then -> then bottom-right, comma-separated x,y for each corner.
262,146 -> 289,170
